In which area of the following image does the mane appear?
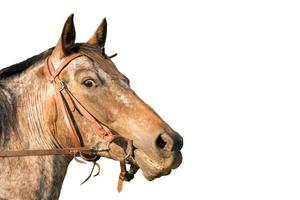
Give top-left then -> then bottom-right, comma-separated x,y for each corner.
0,48 -> 54,79
0,84 -> 16,146
77,43 -> 108,61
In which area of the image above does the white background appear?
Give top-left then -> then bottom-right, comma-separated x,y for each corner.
0,0 -> 300,199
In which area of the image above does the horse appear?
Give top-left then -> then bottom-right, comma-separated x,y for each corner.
0,14 -> 183,200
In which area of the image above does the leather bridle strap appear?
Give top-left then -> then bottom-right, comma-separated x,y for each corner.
44,53 -> 115,147
47,53 -> 83,81
0,147 -> 109,157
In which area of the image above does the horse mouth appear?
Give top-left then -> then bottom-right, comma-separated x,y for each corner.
104,133 -> 182,181
133,148 -> 182,181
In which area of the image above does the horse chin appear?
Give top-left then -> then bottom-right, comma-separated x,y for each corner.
134,148 -> 182,181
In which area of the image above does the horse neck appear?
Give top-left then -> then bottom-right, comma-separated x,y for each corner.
0,61 -> 72,200
3,61 -> 60,149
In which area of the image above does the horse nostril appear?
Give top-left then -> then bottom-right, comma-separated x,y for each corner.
156,133 -> 174,152
156,135 -> 166,149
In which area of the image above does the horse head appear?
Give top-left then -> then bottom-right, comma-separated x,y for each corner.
46,14 -> 183,181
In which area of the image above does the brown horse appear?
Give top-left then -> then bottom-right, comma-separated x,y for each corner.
0,15 -> 183,200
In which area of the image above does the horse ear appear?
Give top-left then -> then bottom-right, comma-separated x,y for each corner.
52,14 -> 76,60
87,18 -> 107,47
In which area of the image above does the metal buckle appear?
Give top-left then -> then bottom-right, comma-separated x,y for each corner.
57,79 -> 65,92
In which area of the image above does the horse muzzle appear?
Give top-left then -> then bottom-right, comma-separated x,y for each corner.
134,148 -> 183,181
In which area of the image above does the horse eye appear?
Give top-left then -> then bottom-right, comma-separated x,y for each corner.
83,79 -> 95,88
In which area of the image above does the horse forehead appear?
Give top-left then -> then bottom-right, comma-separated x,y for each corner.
70,56 -> 93,68
69,56 -> 121,77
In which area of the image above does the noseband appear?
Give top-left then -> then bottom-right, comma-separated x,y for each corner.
0,52 -> 138,192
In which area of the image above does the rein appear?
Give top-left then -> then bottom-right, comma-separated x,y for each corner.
0,52 -> 138,192
0,146 -> 109,157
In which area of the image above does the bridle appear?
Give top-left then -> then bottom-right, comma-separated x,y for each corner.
44,53 -> 115,148
0,52 -> 138,192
